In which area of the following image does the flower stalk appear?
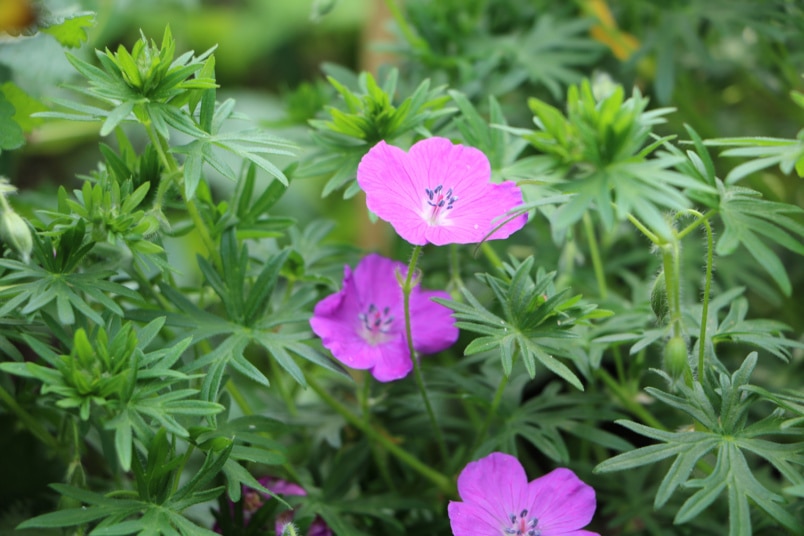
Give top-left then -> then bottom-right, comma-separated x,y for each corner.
306,374 -> 455,496
402,245 -> 449,463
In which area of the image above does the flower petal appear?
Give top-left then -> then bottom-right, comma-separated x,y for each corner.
258,476 -> 306,497
357,141 -> 430,245
410,288 -> 458,354
448,501 -> 503,536
366,333 -> 412,382
310,266 -> 379,370
455,452 -> 530,527
358,137 -> 527,245
526,468 -> 597,535
352,253 -> 405,312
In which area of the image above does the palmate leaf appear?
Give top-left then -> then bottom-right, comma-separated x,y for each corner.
522,79 -> 715,237
686,287 -> 804,364
435,256 -> 605,390
705,136 -> 804,183
715,181 -> 804,296
488,15 -> 602,99
595,354 -> 803,534
481,382 -> 631,463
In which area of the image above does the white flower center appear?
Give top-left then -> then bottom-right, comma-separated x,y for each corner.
422,184 -> 458,226
358,303 -> 394,346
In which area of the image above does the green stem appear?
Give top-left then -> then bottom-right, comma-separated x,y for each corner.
382,0 -> 428,52
0,383 -> 62,453
661,244 -> 682,338
626,214 -> 661,245
583,212 -> 608,300
596,369 -> 667,430
478,241 -> 505,273
612,346 -> 627,385
675,209 -> 716,241
698,219 -> 713,382
226,378 -> 254,415
402,245 -> 449,463
360,375 -> 396,491
145,122 -> 221,270
469,374 -> 509,456
307,375 -> 455,496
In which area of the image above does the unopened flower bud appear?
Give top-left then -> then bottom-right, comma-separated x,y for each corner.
663,336 -> 688,379
0,206 -> 33,262
650,270 -> 668,320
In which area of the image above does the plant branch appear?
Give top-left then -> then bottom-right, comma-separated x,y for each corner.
306,374 -> 455,496
402,245 -> 449,463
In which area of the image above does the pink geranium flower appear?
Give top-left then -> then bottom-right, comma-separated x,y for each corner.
356,137 -> 527,246
309,253 -> 458,382
448,452 -> 599,536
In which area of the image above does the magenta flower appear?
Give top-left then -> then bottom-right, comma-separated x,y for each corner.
214,476 -> 331,536
356,137 -> 527,246
309,253 -> 458,382
448,452 -> 599,536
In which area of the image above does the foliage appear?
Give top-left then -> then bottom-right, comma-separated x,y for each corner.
0,1 -> 802,535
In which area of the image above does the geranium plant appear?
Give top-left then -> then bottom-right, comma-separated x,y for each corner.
0,1 -> 802,535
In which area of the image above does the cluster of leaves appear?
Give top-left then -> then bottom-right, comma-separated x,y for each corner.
299,66 -> 454,197
596,354 -> 803,536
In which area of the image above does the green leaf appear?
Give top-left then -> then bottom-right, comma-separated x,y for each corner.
17,506 -> 110,528
1,82 -> 47,132
0,91 -> 24,152
42,12 -> 95,48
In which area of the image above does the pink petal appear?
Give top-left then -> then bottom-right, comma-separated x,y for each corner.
527,468 -> 597,535
455,452 -> 531,526
366,333 -> 413,382
409,288 -> 458,354
358,137 -> 527,246
357,141 -> 430,245
258,477 -> 306,497
448,501 -> 503,536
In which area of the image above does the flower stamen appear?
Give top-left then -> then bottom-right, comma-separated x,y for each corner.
358,303 -> 395,346
424,184 -> 458,225
502,509 -> 540,536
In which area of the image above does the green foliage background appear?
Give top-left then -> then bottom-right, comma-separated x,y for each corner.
0,0 -> 802,535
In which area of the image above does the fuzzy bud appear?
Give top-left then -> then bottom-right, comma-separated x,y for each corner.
663,336 -> 688,379
0,206 -> 33,262
650,270 -> 668,320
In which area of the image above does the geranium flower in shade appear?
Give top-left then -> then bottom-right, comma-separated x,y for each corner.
448,452 -> 599,536
310,253 -> 458,382
214,476 -> 331,536
356,137 -> 527,246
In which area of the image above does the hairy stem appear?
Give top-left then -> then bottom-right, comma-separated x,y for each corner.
145,121 -> 221,270
402,245 -> 449,463
675,209 -> 714,382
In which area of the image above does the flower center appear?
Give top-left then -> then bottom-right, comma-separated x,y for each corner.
423,184 -> 458,225
502,509 -> 540,536
358,303 -> 394,345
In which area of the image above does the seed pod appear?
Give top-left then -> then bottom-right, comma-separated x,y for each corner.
663,336 -> 688,379
0,206 -> 33,262
650,270 -> 668,320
